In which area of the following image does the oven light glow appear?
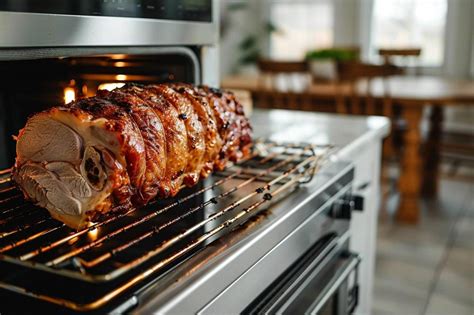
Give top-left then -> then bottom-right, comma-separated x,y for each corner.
64,87 -> 76,103
110,54 -> 127,60
98,82 -> 126,91
87,227 -> 99,241
115,61 -> 126,67
115,74 -> 128,81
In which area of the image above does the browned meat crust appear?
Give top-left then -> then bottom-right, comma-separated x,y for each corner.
12,83 -> 253,229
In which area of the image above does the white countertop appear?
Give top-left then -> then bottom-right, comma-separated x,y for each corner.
250,109 -> 391,158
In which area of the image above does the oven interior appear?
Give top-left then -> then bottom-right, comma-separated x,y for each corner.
0,52 -> 197,169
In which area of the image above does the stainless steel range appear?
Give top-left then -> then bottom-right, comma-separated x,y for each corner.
0,1 -> 380,314
0,140 -> 361,314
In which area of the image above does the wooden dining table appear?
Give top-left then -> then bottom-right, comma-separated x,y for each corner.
222,75 -> 474,223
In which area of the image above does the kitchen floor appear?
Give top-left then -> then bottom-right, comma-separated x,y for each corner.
372,161 -> 474,315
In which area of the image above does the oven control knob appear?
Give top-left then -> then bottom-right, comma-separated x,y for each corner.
330,199 -> 354,220
352,195 -> 364,211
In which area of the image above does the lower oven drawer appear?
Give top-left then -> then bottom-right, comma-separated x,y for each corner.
245,236 -> 361,315
289,252 -> 361,315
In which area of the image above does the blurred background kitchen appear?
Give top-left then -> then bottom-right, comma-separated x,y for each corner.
219,1 -> 473,314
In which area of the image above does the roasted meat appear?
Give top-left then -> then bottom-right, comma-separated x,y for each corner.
12,84 -> 252,229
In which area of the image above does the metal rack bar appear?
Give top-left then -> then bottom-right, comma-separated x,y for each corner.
0,194 -> 22,204
0,167 -> 12,176
0,177 -> 11,185
0,203 -> 33,218
0,186 -> 16,194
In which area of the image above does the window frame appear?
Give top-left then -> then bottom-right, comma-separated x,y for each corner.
367,0 -> 448,69
265,0 -> 336,61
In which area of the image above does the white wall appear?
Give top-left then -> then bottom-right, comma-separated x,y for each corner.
333,0 -> 360,46
472,2 -> 474,78
443,0 -> 474,79
441,0 -> 474,132
219,1 -> 263,78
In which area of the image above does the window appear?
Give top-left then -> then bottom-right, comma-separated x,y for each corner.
371,0 -> 448,66
269,0 -> 334,60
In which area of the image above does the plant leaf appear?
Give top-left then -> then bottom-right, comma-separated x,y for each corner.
264,21 -> 278,33
305,48 -> 358,61
239,35 -> 258,50
239,49 -> 260,65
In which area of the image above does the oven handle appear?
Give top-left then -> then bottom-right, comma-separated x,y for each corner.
309,252 -> 361,315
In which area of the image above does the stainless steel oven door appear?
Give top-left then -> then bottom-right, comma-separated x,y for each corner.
245,236 -> 361,315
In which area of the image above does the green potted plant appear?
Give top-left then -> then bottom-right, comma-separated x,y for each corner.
305,48 -> 358,80
220,2 -> 279,75
234,21 -> 279,74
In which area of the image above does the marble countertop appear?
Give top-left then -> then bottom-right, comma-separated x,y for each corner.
250,109 -> 391,158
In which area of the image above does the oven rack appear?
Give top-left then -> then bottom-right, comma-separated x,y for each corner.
0,140 -> 335,312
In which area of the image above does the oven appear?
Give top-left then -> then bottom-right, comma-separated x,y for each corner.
0,2 -> 362,314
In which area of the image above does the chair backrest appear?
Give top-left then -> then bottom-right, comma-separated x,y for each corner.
257,60 -> 308,73
335,61 -> 403,115
378,48 -> 422,65
256,60 -> 311,110
257,59 -> 311,92
337,61 -> 403,81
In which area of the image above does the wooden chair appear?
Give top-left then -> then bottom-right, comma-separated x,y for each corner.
439,131 -> 474,175
378,48 -> 421,63
421,102 -> 474,195
377,48 -> 422,157
257,60 -> 311,110
336,61 -> 402,115
336,61 -> 403,157
257,60 -> 308,74
257,60 -> 309,91
378,48 -> 422,75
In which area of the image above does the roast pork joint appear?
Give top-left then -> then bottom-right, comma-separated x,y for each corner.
12,84 -> 252,229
